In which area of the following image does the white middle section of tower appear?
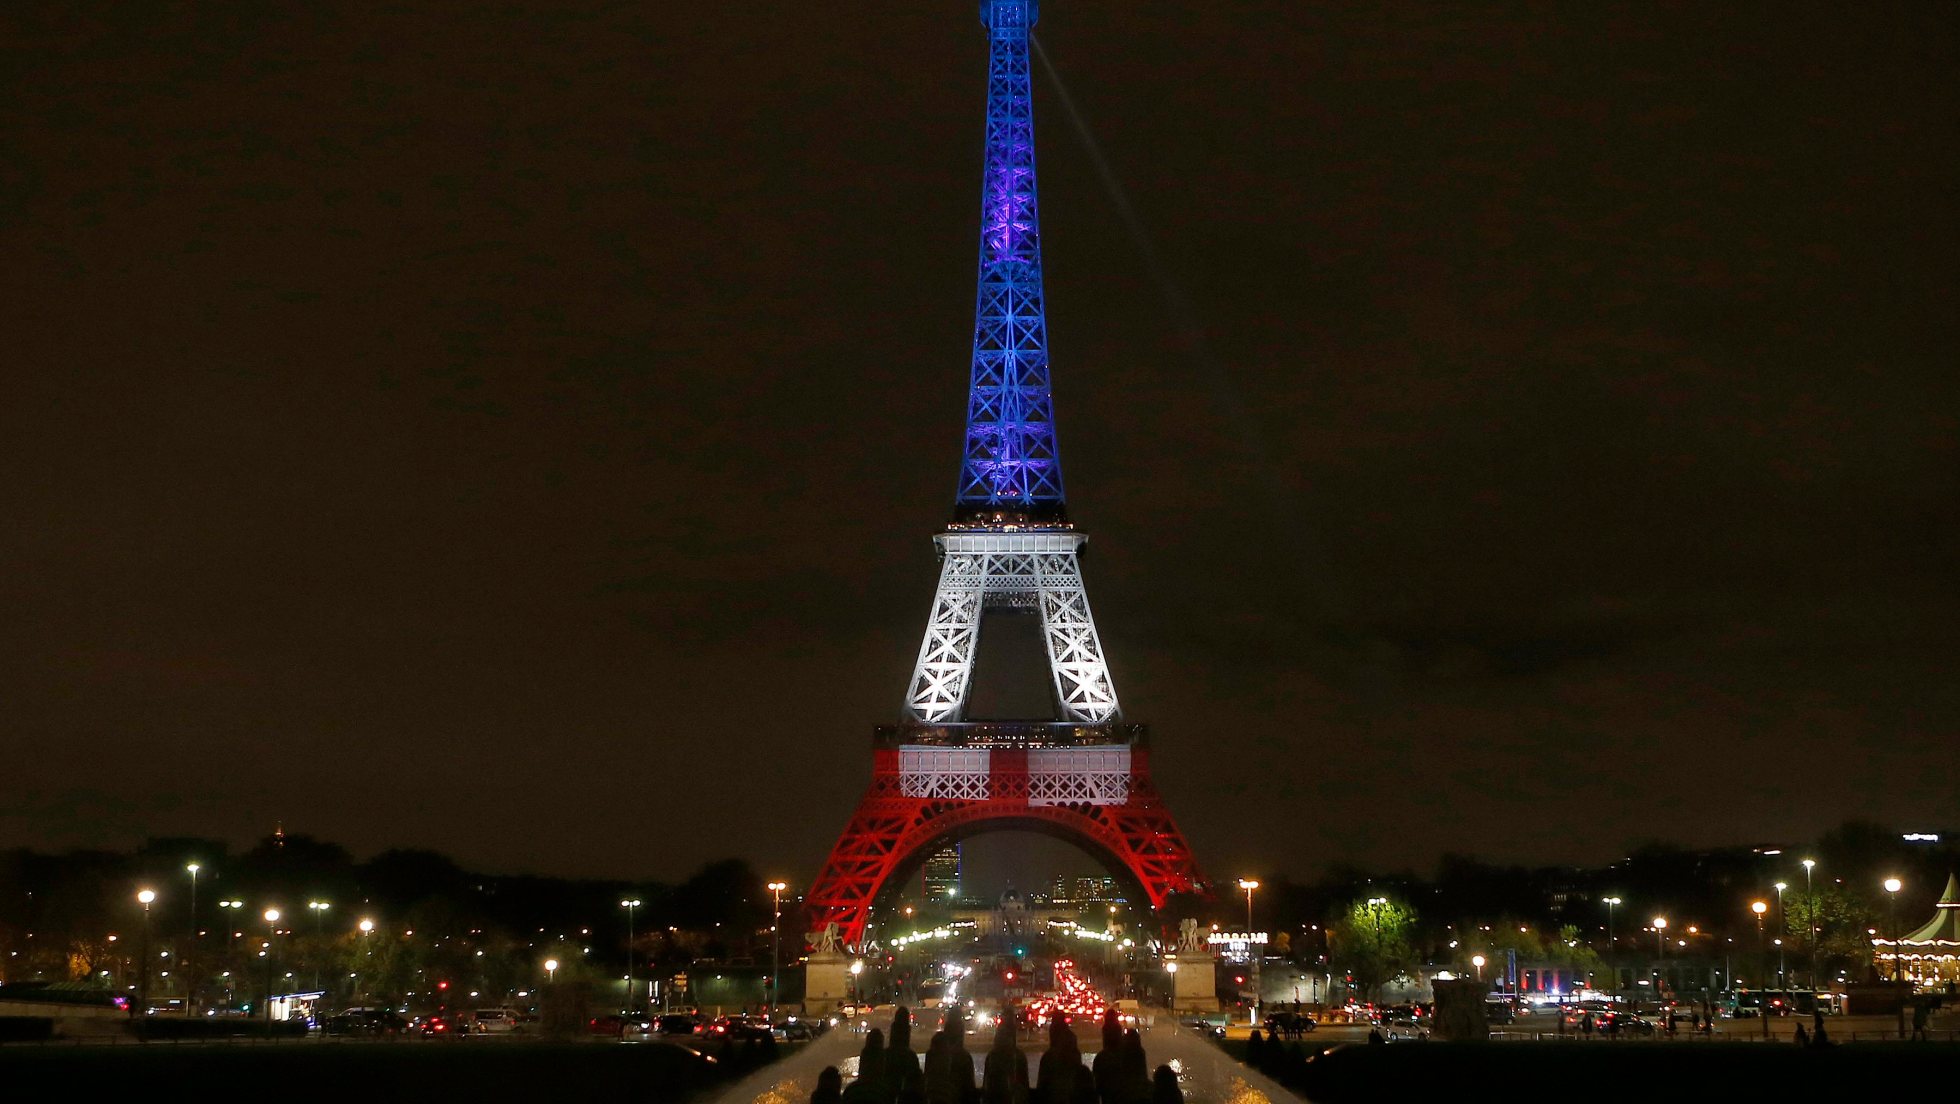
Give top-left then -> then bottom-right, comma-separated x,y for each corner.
897,746 -> 1131,806
905,531 -> 1120,724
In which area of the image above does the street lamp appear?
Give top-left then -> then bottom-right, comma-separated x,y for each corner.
1238,880 -> 1262,1025
136,889 -> 156,1016
263,909 -> 281,1027
307,901 -> 330,991
849,958 -> 864,1004
1773,883 -> 1788,985
545,958 -> 559,984
1238,879 -> 1260,930
185,864 -> 200,927
1883,877 -> 1903,1039
1751,901 -> 1769,1038
766,881 -> 787,1017
620,898 -> 641,1013
219,899 -> 245,960
1801,859 -> 1818,989
1652,918 -> 1667,992
1472,954 -> 1486,981
184,864 -> 201,1013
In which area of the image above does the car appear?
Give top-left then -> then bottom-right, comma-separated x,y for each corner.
1483,1000 -> 1517,1025
774,1020 -> 819,1041
470,1007 -> 522,1035
1180,1018 -> 1226,1040
658,1013 -> 704,1035
1594,1010 -> 1655,1037
704,1016 -> 772,1041
1378,1009 -> 1428,1042
418,1014 -> 458,1037
594,1013 -> 655,1037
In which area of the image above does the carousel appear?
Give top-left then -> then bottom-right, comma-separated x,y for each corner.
1873,873 -> 1960,991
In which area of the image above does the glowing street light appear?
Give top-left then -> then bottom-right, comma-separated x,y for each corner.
1751,899 -> 1769,1028
620,898 -> 642,1012
1652,917 -> 1667,989
1883,877 -> 1904,1038
766,881 -> 788,1015
1237,879 -> 1262,1024
1773,882 -> 1788,985
303,901 -> 330,990
262,909 -> 281,1028
1801,859 -> 1818,988
545,958 -> 559,984
136,889 -> 157,1014
183,863 -> 202,1014
1472,954 -> 1486,981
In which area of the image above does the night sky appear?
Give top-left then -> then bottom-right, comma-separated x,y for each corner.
5,3 -> 1955,891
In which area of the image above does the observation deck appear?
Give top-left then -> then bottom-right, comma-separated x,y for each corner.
875,721 -> 1147,749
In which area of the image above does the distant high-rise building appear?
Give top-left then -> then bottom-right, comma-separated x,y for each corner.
1075,875 -> 1116,902
1052,874 -> 1071,901
924,844 -> 962,900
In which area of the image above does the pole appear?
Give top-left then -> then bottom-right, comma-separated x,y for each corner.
139,897 -> 153,1019
1887,883 -> 1903,1040
311,904 -> 325,992
186,864 -> 199,1014
1654,919 -> 1666,998
1803,861 -> 1818,993
264,913 -> 278,1029
1757,914 -> 1768,1040
768,883 -> 785,1018
620,899 -> 640,1014
1774,884 -> 1787,988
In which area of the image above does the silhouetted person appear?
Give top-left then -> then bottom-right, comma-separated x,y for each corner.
945,1013 -> 979,1104
814,1066 -> 845,1104
926,1031 -> 956,1104
897,1060 -> 928,1104
982,1018 -> 1029,1104
1245,1028 -> 1266,1067
1366,1027 -> 1384,1045
843,1029 -> 888,1104
1119,1028 -> 1149,1103
1150,1066 -> 1182,1104
1035,1019 -> 1092,1104
1794,1023 -> 1809,1047
888,1008 -> 921,1093
1092,1010 -> 1124,1103
1912,1003 -> 1931,1041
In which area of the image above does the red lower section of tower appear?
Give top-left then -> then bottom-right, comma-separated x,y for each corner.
806,738 -> 1208,949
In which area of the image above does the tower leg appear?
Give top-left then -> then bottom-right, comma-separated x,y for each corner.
1033,551 -> 1117,722
906,553 -> 985,722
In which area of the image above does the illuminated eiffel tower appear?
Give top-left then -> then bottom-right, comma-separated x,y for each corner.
807,0 -> 1209,950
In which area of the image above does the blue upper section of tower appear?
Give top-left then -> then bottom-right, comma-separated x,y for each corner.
956,0 -> 1066,526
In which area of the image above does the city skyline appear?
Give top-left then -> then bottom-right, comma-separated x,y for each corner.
5,1 -> 1954,889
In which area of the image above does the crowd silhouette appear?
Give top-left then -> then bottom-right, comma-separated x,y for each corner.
819,1007 -> 1182,1104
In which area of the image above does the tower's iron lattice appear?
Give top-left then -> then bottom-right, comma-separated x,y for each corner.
807,0 -> 1208,951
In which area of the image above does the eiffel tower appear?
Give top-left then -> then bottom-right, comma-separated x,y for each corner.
806,0 -> 1209,950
